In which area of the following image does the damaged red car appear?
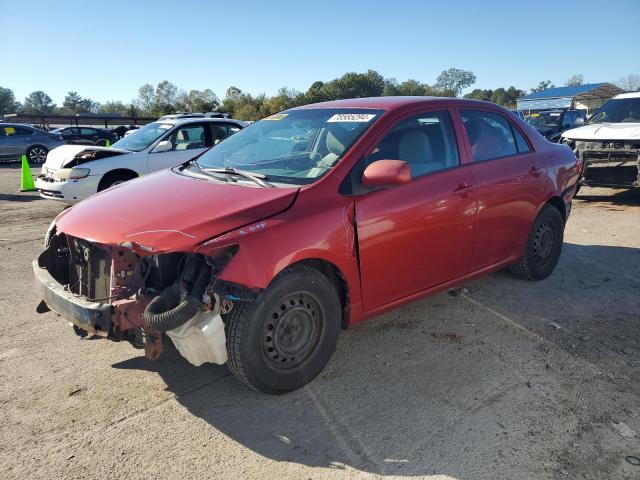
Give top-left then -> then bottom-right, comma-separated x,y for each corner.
33,97 -> 580,393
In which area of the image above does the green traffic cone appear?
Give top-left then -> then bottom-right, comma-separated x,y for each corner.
20,154 -> 36,192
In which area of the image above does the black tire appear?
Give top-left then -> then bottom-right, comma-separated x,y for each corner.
97,171 -> 137,191
26,145 -> 48,164
509,205 -> 564,281
224,265 -> 341,394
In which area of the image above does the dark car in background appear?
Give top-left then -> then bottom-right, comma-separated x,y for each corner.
526,109 -> 586,142
51,126 -> 118,146
0,123 -> 64,163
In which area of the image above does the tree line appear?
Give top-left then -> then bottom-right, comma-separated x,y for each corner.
1,70 -> 638,121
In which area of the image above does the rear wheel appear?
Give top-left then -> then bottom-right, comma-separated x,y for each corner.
97,171 -> 138,191
224,265 -> 341,394
509,205 -> 564,281
26,145 -> 48,164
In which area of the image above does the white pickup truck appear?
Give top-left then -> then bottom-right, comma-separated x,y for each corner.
561,92 -> 640,190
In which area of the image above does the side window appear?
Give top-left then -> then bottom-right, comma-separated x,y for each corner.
364,110 -> 460,179
62,128 -> 78,136
511,126 -> 531,153
168,124 -> 206,151
80,128 -> 95,135
14,126 -> 33,136
461,110 -> 518,162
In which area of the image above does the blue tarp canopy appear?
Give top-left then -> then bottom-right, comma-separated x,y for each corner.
516,83 -> 624,111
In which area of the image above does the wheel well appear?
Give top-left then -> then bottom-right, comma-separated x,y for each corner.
98,168 -> 139,191
545,196 -> 566,223
287,259 -> 350,329
27,144 -> 47,152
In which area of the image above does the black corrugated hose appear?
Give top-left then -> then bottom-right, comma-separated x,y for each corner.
143,263 -> 210,332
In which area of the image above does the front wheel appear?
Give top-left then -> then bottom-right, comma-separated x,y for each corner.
509,205 -> 564,281
224,265 -> 341,394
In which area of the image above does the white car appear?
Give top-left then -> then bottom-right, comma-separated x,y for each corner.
561,91 -> 640,190
35,117 -> 245,203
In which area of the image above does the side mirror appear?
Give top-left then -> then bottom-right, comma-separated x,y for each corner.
575,117 -> 585,126
362,160 -> 412,188
152,140 -> 172,153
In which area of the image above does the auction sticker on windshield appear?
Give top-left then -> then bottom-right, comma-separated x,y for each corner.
327,113 -> 377,122
264,113 -> 289,121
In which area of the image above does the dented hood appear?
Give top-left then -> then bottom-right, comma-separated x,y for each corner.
45,145 -> 130,170
562,122 -> 640,141
54,169 -> 299,252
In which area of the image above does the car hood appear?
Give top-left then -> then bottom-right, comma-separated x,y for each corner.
45,145 -> 130,170
562,122 -> 640,141
54,169 -> 299,253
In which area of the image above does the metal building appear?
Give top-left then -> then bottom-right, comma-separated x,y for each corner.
516,83 -> 624,114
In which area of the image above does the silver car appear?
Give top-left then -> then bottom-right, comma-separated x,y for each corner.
0,123 -> 64,164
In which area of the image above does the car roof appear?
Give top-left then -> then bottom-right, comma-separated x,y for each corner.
614,91 -> 640,99
291,96 -> 501,111
159,117 -> 245,126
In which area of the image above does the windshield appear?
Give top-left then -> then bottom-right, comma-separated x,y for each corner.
588,98 -> 640,124
526,112 -> 563,128
111,122 -> 173,152
193,108 -> 382,185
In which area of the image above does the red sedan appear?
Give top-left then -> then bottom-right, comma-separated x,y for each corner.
34,97 -> 580,393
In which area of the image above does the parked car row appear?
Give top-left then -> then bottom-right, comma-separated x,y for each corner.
33,96 -> 580,393
35,116 -> 246,202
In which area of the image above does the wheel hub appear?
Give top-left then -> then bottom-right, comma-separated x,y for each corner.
262,293 -> 321,369
534,223 -> 554,261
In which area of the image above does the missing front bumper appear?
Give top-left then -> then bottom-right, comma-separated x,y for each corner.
33,260 -> 112,336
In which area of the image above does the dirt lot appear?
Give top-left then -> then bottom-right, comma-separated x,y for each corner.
0,165 -> 639,480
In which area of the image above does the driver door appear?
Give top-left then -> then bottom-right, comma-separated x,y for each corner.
147,123 -> 208,173
354,110 -> 477,312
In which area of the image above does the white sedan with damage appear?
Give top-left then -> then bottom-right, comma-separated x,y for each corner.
35,117 -> 245,203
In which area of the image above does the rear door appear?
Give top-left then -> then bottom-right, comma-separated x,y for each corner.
147,122 -> 208,172
0,125 -> 23,158
354,109 -> 477,312
457,108 -> 547,268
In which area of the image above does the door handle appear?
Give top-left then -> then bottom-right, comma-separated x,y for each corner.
528,166 -> 542,177
453,183 -> 475,197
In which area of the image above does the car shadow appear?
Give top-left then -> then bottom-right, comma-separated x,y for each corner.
112,242 -> 640,479
575,187 -> 640,206
0,193 -> 43,202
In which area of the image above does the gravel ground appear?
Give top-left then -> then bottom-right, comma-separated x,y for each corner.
0,165 -> 638,480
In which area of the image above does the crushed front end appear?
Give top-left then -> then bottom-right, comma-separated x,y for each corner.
568,139 -> 640,189
33,226 -> 239,365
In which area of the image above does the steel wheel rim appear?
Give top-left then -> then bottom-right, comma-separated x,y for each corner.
261,292 -> 323,370
533,222 -> 554,263
29,147 -> 47,163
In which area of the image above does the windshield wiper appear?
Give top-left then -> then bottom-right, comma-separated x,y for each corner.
202,167 -> 275,188
187,161 -> 229,182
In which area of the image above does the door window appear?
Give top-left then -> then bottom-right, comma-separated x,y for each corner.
209,123 -> 239,146
461,110 -> 520,162
2,126 -> 31,136
365,111 -> 460,179
168,124 -> 206,151
62,128 -> 79,136
80,128 -> 96,135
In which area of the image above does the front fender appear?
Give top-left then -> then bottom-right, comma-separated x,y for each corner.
198,195 -> 362,318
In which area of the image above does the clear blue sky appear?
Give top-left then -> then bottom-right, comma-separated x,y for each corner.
1,0 -> 639,105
